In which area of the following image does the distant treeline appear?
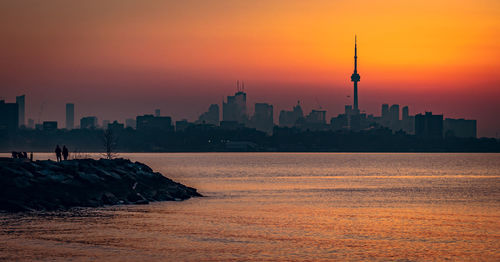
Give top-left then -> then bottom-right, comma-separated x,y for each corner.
1,126 -> 499,153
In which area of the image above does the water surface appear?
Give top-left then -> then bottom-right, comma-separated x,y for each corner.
1,153 -> 499,261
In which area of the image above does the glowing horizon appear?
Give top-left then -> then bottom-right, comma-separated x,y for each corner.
0,0 -> 499,136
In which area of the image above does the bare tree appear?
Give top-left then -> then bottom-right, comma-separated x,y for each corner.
102,128 -> 118,159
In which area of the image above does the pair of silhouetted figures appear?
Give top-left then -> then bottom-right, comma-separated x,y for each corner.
55,145 -> 69,162
12,151 -> 32,161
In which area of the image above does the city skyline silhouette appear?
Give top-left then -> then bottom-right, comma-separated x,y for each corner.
0,36 -> 490,138
1,2 -> 499,261
0,36 -> 490,153
1,1 -> 499,138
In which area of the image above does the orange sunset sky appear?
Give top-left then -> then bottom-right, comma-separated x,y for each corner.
1,0 -> 499,137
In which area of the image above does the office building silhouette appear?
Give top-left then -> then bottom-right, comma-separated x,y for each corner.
27,118 -> 35,129
298,109 -> 328,131
197,104 -> 219,126
223,81 -> 247,124
279,101 -> 304,127
175,119 -> 193,132
251,103 -> 274,134
444,118 -> 476,138
402,106 -> 415,134
136,114 -> 173,131
330,113 -> 348,131
415,112 -> 443,139
80,116 -> 98,129
42,121 -> 58,131
306,110 -> 326,124
66,103 -> 74,130
389,104 -> 400,131
381,104 -> 390,127
16,95 -> 25,128
125,118 -> 136,129
108,120 -> 124,132
0,100 -> 18,130
402,106 -> 409,120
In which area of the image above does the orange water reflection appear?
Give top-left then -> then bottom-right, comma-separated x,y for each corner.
0,153 -> 499,261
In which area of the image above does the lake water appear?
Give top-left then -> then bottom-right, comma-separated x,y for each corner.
1,153 -> 499,261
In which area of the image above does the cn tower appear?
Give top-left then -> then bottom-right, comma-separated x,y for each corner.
350,35 -> 361,112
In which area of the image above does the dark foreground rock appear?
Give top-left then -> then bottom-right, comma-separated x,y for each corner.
0,157 -> 201,212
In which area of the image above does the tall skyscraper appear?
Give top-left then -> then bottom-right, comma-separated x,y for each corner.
389,104 -> 400,131
401,106 -> 414,134
381,104 -> 389,118
279,101 -> 304,127
251,103 -> 274,134
66,103 -> 74,129
16,95 -> 25,127
222,81 -> 247,124
0,100 -> 18,130
402,106 -> 409,120
350,36 -> 360,112
197,104 -> 219,125
415,112 -> 443,139
380,104 -> 390,128
389,104 -> 400,122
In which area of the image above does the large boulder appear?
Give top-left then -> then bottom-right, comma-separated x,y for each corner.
0,157 -> 201,212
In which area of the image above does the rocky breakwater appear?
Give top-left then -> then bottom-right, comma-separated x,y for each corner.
0,157 -> 201,212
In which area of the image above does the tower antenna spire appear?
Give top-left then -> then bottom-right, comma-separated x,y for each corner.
350,35 -> 360,111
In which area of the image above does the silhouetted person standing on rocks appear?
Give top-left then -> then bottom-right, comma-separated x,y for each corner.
62,146 -> 69,161
55,145 -> 62,162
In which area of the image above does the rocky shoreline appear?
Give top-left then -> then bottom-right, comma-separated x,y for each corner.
0,157 -> 201,212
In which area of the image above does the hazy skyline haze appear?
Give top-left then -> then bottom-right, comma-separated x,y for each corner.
1,0 -> 499,136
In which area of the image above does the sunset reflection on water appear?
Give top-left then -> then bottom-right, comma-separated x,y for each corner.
0,153 -> 499,261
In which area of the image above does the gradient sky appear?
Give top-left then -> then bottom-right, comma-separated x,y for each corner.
1,0 -> 499,137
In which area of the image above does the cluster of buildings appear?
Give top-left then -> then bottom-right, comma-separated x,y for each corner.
0,37 -> 477,139
0,91 -> 477,140
276,36 -> 476,139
